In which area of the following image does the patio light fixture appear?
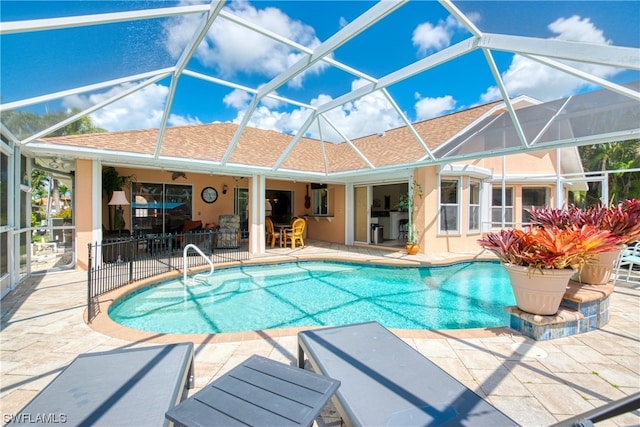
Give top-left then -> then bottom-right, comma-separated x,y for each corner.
108,191 -> 129,235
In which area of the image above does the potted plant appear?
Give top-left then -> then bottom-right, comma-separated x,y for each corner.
397,181 -> 423,255
528,199 -> 640,285
478,224 -> 618,315
102,167 -> 133,231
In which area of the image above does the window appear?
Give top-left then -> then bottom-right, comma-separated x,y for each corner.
311,184 -> 328,215
266,189 -> 293,224
439,179 -> 459,233
131,182 -> 192,235
522,187 -> 548,224
468,180 -> 480,233
491,187 -> 513,227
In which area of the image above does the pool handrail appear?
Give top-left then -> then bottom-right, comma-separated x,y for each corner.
183,244 -> 215,284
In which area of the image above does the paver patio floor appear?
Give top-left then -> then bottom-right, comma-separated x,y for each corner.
2,241 -> 639,426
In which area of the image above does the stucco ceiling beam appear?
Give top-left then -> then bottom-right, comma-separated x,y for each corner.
0,68 -> 174,113
478,33 -> 640,70
0,4 -> 209,35
315,37 -> 477,116
19,74 -> 166,145
521,54 -> 640,102
256,0 -> 406,101
482,49 -> 529,149
182,70 -> 315,110
154,0 -> 226,159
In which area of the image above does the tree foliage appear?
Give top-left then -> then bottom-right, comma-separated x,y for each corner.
8,108 -> 106,228
3,108 -> 106,139
578,139 -> 640,203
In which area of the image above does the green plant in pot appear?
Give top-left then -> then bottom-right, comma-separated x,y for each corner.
528,199 -> 640,285
397,181 -> 423,255
478,224 -> 619,315
102,167 -> 133,232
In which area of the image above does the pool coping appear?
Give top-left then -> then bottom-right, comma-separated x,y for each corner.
86,253 -> 513,344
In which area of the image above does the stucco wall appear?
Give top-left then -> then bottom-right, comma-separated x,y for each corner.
72,148 -> 563,269
305,184 -> 345,244
471,151 -> 559,176
413,156 -> 559,255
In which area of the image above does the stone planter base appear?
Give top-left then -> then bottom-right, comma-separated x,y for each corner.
506,280 -> 614,340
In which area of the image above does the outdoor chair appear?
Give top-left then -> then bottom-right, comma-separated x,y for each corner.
265,216 -> 281,248
283,217 -> 306,249
298,321 -> 517,426
15,343 -> 194,427
176,219 -> 202,248
614,241 -> 640,283
215,214 -> 240,248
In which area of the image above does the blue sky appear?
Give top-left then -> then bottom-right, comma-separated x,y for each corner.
2,0 -> 639,141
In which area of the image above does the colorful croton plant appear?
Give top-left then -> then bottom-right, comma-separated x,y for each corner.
527,199 -> 640,246
478,224 -> 620,271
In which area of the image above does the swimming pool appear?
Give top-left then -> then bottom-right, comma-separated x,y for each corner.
108,261 -> 515,334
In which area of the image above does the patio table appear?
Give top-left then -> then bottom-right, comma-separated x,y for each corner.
165,354 -> 340,427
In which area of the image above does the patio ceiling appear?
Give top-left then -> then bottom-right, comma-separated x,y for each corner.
1,0 -> 639,180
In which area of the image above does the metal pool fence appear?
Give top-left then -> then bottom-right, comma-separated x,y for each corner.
87,230 -> 249,322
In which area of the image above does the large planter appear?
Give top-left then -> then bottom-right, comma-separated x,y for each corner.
503,263 -> 575,315
571,247 -> 623,285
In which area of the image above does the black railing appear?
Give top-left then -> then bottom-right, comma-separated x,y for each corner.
87,230 -> 249,322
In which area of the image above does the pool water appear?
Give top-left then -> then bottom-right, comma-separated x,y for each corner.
108,261 -> 515,334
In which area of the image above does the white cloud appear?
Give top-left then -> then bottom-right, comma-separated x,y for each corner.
227,79 -> 404,142
412,15 -> 462,54
168,114 -> 202,127
223,89 -> 252,109
414,94 -> 456,121
480,16 -> 620,103
62,83 -> 200,131
164,0 -> 328,87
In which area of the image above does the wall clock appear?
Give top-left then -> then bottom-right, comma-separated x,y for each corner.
201,186 -> 218,203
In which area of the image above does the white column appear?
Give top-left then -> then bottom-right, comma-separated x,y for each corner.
249,175 -> 266,254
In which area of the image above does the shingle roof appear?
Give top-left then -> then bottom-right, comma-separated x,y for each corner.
41,101 -> 499,175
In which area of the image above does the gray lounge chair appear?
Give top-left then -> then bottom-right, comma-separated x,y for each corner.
298,321 -> 518,426
10,343 -> 194,426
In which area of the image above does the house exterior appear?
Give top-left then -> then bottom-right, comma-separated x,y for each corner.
5,97 -> 583,280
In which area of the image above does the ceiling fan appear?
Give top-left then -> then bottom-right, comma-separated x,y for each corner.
48,157 -> 71,170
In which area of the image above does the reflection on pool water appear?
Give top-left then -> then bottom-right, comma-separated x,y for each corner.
108,261 -> 515,334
